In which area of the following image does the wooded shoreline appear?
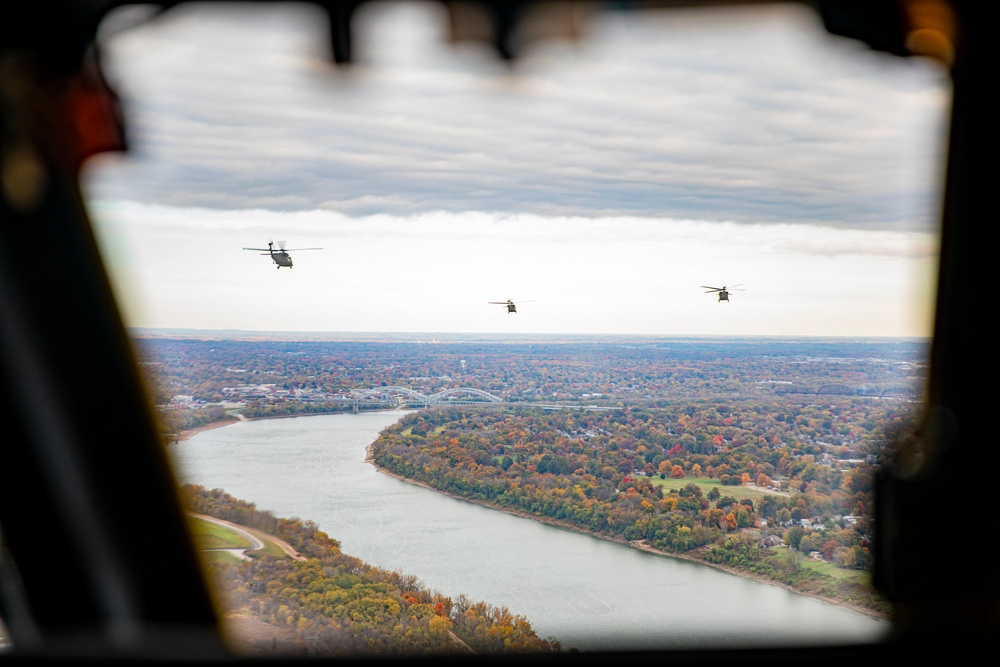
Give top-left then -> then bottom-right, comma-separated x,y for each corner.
364,442 -> 889,623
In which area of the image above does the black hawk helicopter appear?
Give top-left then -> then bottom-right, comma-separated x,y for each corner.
489,299 -> 533,313
701,284 -> 745,302
243,240 -> 323,269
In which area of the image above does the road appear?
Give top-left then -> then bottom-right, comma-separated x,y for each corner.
191,513 -> 305,561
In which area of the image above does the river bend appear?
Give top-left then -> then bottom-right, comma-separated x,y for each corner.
171,411 -> 887,651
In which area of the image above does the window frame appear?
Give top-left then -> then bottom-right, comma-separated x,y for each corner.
0,0 -> 994,658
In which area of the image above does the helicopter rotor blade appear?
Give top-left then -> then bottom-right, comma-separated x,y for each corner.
243,247 -> 271,251
280,248 -> 323,251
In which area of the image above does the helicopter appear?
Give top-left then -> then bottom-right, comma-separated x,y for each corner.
701,284 -> 745,302
243,240 -> 322,269
489,299 -> 533,313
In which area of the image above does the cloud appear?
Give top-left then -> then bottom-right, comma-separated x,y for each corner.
85,2 -> 950,233
90,201 -> 935,259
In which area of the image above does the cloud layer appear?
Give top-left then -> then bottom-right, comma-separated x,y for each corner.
88,2 -> 950,231
83,3 -> 948,336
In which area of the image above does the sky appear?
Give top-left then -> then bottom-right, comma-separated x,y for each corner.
83,1 -> 950,336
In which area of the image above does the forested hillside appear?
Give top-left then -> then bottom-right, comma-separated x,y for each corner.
182,485 -> 559,655
369,401 -> 906,614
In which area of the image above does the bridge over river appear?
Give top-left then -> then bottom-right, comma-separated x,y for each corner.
339,387 -> 621,412
342,386 -> 503,410
331,385 -> 731,415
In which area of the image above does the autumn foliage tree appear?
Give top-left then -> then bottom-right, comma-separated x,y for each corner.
182,485 -> 559,655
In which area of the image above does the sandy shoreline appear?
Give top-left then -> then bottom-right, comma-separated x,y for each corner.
176,418 -> 240,441
364,443 -> 888,622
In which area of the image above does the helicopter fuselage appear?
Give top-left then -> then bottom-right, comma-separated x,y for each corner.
702,284 -> 739,301
244,241 -> 322,269
269,250 -> 293,268
489,300 -> 520,313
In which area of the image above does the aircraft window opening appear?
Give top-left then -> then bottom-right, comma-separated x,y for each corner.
43,0 -> 954,657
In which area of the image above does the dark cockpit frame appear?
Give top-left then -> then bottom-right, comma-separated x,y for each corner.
0,0 -> 994,662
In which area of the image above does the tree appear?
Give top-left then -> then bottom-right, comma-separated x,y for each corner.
785,526 -> 805,549
716,496 -> 737,510
799,533 -> 822,554
679,483 -> 702,498
670,465 -> 685,479
779,549 -> 801,575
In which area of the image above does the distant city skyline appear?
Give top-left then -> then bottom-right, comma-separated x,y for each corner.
84,2 -> 949,337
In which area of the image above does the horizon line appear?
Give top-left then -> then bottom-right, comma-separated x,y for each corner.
128,327 -> 930,342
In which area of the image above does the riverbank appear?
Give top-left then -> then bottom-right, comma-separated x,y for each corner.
364,443 -> 888,623
176,407 -> 407,440
177,418 -> 240,441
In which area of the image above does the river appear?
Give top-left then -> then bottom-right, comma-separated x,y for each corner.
170,411 -> 888,651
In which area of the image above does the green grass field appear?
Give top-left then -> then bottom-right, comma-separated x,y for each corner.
800,558 -> 870,585
250,538 -> 289,560
647,476 -> 785,503
190,516 -> 290,561
190,517 -> 252,550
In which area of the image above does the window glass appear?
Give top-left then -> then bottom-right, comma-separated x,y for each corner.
83,1 -> 949,655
